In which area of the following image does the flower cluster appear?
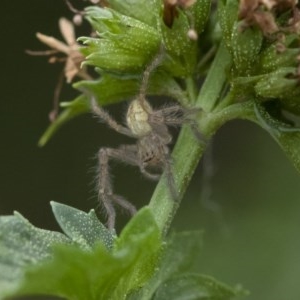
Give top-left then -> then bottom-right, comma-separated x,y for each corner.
238,0 -> 299,36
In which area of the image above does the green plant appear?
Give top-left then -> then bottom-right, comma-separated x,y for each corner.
1,0 -> 300,299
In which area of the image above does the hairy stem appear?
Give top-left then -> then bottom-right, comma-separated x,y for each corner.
197,42 -> 231,112
148,43 -> 241,234
149,127 -> 206,235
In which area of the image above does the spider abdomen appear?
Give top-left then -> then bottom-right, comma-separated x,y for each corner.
126,99 -> 153,136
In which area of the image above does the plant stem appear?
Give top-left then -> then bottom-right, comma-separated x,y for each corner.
148,127 -> 206,235
185,76 -> 197,103
197,42 -> 231,112
148,43 -> 236,234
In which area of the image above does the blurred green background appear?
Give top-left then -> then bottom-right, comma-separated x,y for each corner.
1,1 -> 300,299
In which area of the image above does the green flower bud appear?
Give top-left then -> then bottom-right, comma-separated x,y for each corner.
107,0 -> 160,27
218,0 -> 263,76
218,0 -> 238,48
255,67 -> 300,114
188,0 -> 211,35
259,44 -> 300,74
159,0 -> 211,76
255,68 -> 300,99
159,8 -> 197,76
231,24 -> 263,75
281,95 -> 300,114
80,7 -> 160,72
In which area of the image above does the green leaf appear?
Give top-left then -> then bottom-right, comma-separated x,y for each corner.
51,201 -> 114,250
0,211 -> 71,297
153,274 -> 241,300
129,231 -> 243,300
75,71 -> 188,105
39,69 -> 187,146
14,244 -> 116,299
75,73 -> 138,103
254,103 -> 300,173
112,207 -> 162,298
129,231 -> 203,299
1,206 -> 162,300
158,231 -> 204,276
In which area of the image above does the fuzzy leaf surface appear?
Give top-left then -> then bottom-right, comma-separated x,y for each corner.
0,211 -> 71,297
153,274 -> 241,300
82,6 -> 160,72
107,0 -> 160,27
0,206 -> 161,300
129,231 -> 242,300
255,103 -> 300,173
51,201 -> 114,250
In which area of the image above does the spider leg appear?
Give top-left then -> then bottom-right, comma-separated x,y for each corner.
98,148 -> 117,230
138,44 -> 165,107
149,104 -> 205,141
97,145 -> 148,229
111,194 -> 136,216
149,104 -> 195,125
140,166 -> 161,181
118,145 -> 161,181
78,88 -> 134,137
89,95 -> 135,137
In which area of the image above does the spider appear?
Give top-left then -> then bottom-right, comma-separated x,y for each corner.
86,45 -> 201,230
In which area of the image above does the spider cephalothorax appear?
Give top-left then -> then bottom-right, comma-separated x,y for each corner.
88,46 -> 201,230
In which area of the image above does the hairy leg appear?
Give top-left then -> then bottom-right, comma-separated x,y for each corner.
149,104 -> 196,125
150,104 -> 205,141
117,145 -> 161,181
97,145 -> 154,229
90,95 -> 135,137
111,194 -> 136,216
140,165 -> 161,181
138,44 -> 165,108
98,148 -> 116,230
